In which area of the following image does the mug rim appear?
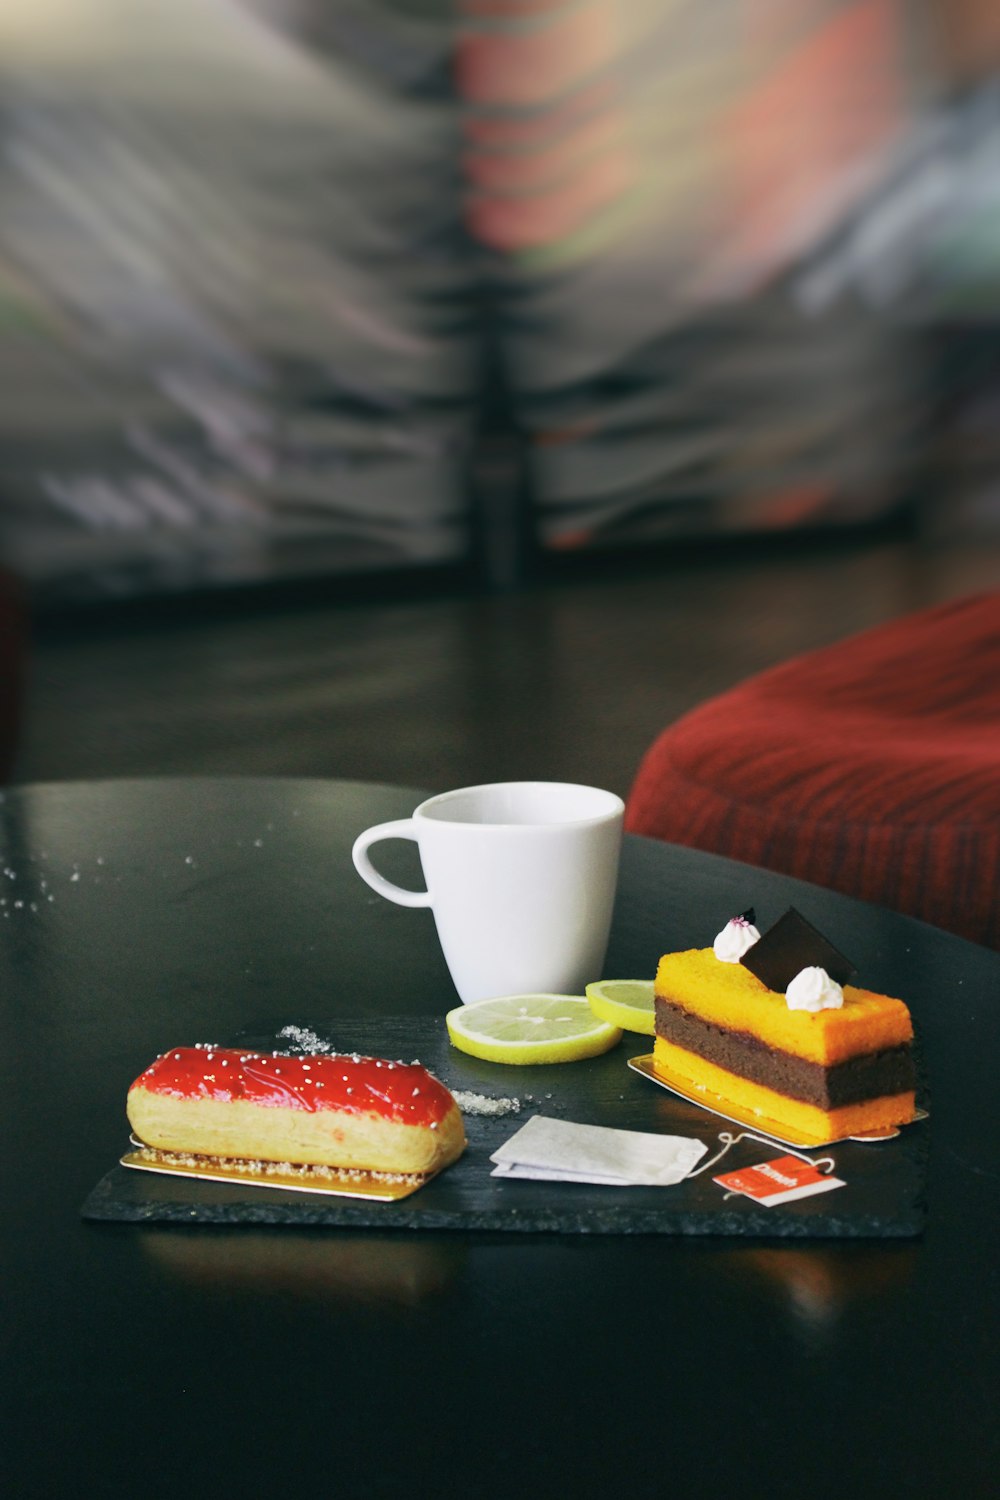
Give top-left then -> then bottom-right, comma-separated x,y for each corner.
414,780 -> 624,830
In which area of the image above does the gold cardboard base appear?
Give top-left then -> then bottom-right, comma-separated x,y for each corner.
120,1145 -> 433,1201
628,1055 -> 926,1149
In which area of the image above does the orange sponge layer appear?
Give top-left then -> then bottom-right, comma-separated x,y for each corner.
654,949 -> 913,1065
652,1037 -> 916,1141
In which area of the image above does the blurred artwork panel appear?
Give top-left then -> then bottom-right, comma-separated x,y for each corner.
0,0 -> 474,602
0,2 -> 998,603
454,0 -> 925,552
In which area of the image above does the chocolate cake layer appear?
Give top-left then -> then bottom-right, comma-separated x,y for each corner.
655,998 -> 915,1108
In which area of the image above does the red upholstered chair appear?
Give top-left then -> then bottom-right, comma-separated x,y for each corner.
625,592 -> 1000,950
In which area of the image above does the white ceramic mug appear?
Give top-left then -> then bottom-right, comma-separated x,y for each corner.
351,781 -> 624,1004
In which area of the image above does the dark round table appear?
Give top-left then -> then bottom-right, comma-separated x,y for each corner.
2,778 -> 997,1499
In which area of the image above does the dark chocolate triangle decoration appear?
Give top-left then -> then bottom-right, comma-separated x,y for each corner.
739,907 -> 857,991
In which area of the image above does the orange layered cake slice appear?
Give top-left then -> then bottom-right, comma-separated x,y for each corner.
653,909 -> 916,1142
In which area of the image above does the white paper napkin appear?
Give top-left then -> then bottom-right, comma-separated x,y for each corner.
490,1114 -> 707,1187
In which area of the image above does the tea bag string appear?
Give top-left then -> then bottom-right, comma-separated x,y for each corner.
686,1130 -> 836,1178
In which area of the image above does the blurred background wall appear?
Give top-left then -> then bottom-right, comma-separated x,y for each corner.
1,0 -> 998,606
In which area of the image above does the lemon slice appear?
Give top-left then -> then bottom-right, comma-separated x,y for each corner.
446,994 -> 622,1065
586,978 -> 656,1035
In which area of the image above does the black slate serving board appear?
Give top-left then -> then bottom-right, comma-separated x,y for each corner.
82,1016 -> 928,1237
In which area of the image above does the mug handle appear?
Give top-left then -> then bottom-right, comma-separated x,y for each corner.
351,819 -> 432,908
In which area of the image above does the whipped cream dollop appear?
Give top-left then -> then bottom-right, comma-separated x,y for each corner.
713,913 -> 762,963
785,966 -> 844,1012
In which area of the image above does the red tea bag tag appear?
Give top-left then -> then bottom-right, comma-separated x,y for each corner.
714,1153 -> 845,1207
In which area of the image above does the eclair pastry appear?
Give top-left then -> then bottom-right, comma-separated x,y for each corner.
127,1047 -> 466,1177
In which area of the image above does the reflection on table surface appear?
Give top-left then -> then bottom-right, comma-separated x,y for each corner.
141,1229 -> 468,1310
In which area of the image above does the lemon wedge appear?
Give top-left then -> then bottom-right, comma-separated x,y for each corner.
446,994 -> 622,1065
586,978 -> 656,1035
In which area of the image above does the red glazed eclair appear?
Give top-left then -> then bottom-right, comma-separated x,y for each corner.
127,1047 -> 466,1176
